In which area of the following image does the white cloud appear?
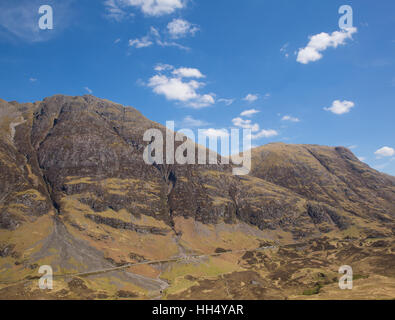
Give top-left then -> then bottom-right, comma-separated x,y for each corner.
243,94 -> 259,103
172,67 -> 204,78
105,0 -> 186,18
129,26 -> 189,51
154,64 -> 173,72
188,94 -> 216,109
150,26 -> 160,38
29,77 -> 37,82
84,87 -> 93,94
324,100 -> 355,115
280,43 -> 288,52
155,38 -> 190,50
151,26 -> 190,50
297,27 -> 357,64
148,75 -> 200,101
280,43 -> 289,58
127,0 -> 185,16
264,93 -> 271,99
218,98 -> 235,106
153,26 -> 190,50
248,129 -> 278,140
232,117 -> 260,132
357,156 -> 366,162
297,47 -> 322,64
147,66 -> 215,108
375,146 -> 395,158
180,116 -> 208,128
104,0 -> 129,21
232,116 -> 277,140
167,18 -> 199,39
129,36 -> 153,48
348,145 -> 358,150
200,128 -> 229,138
114,38 -> 121,44
240,109 -> 260,117
281,115 -> 300,122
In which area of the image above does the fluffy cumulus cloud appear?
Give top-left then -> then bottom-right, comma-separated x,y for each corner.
281,115 -> 300,122
324,100 -> 355,115
297,27 -> 357,64
243,94 -> 259,103
240,109 -> 260,117
128,0 -> 185,16
375,146 -> 395,158
148,75 -> 200,101
105,0 -> 186,19
232,117 -> 260,132
154,63 -> 173,72
167,18 -> 199,39
188,94 -> 215,109
172,67 -> 204,78
232,118 -> 278,140
232,117 -> 278,140
249,129 -> 278,140
147,65 -> 215,108
129,36 -> 153,48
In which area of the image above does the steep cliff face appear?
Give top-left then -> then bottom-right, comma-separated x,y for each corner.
28,95 -> 245,227
0,95 -> 394,299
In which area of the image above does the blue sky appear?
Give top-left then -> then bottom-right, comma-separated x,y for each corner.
0,0 -> 394,175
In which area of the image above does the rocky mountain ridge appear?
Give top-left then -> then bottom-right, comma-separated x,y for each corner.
0,95 -> 394,299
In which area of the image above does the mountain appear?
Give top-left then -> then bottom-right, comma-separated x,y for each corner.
0,95 -> 394,300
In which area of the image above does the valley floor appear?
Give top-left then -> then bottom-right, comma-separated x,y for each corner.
1,220 -> 394,300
